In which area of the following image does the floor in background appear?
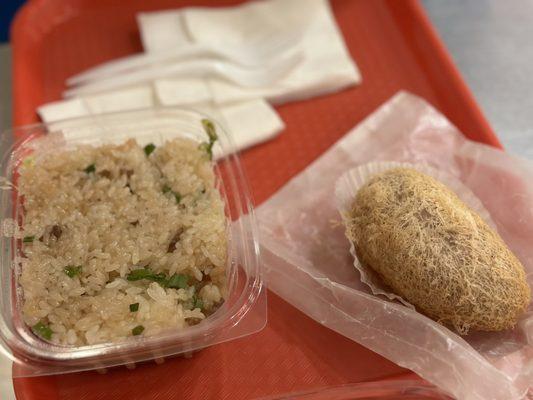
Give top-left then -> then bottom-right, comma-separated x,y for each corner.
423,0 -> 533,159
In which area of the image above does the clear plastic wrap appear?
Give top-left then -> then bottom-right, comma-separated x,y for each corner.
261,380 -> 453,399
257,92 -> 533,400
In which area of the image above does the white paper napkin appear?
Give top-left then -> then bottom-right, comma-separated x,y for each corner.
83,86 -> 155,114
154,79 -> 212,106
137,0 -> 361,105
38,0 -> 292,152
38,0 -> 358,152
37,86 -> 284,151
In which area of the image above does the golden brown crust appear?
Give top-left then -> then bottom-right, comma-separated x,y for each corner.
348,167 -> 531,334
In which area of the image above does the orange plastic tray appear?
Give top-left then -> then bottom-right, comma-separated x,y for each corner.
10,0 -> 500,399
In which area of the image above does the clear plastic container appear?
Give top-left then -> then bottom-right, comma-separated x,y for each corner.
0,108 -> 267,377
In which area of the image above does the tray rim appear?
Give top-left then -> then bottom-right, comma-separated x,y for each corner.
9,0 -> 502,399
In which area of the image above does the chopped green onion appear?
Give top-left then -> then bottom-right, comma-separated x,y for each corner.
201,119 -> 218,142
23,156 -> 35,168
132,325 -> 144,336
23,236 -> 35,243
199,118 -> 218,160
32,322 -> 53,340
162,184 -> 181,204
126,268 -> 192,289
84,164 -> 96,174
198,142 -> 209,154
64,265 -> 82,278
126,268 -> 152,281
143,143 -> 156,156
127,268 -> 167,285
146,272 -> 168,285
193,297 -> 204,310
167,274 -> 188,289
129,303 -> 139,312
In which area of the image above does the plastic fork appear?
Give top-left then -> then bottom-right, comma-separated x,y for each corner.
63,51 -> 304,97
66,31 -> 303,86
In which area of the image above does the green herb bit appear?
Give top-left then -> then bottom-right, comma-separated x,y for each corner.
144,143 -> 156,156
84,164 -> 96,174
199,118 -> 218,160
162,184 -> 181,204
166,274 -> 188,289
126,268 -> 153,281
198,142 -> 214,160
23,156 -> 35,168
127,268 -> 168,285
193,296 -> 204,310
64,265 -> 82,278
32,321 -> 53,340
129,303 -> 139,312
146,272 -> 168,285
201,119 -> 218,142
126,269 -> 189,289
23,236 -> 35,243
198,142 -> 209,153
132,325 -> 145,336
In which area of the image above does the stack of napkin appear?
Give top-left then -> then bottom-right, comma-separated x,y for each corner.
38,0 -> 361,151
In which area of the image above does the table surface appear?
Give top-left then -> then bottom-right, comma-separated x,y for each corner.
0,1 -> 532,399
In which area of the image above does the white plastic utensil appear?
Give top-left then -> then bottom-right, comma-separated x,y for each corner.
64,52 -> 304,98
67,32 -> 302,86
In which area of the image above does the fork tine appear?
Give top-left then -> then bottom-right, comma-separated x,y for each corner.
64,51 -> 304,97
225,50 -> 303,87
69,33 -> 300,86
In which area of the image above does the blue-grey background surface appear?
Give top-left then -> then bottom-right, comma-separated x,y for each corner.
0,0 -> 25,42
423,0 -> 533,158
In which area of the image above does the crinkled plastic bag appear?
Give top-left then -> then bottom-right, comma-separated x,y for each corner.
256,92 -> 533,400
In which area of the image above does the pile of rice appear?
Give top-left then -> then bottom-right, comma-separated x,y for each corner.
18,137 -> 227,346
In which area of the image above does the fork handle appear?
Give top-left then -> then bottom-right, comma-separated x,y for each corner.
68,44 -> 245,86
64,60 -> 240,97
